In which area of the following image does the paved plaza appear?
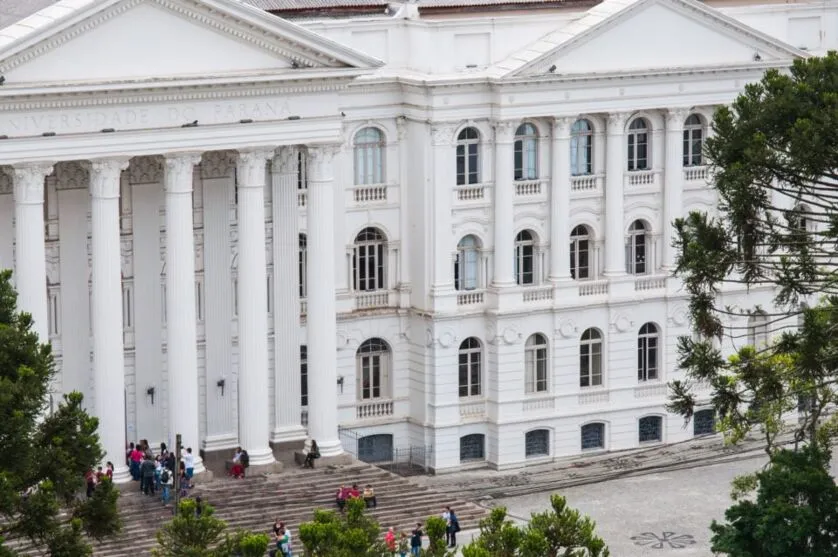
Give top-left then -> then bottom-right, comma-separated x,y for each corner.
435,440 -> 838,556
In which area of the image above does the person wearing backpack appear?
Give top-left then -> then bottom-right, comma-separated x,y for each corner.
160,467 -> 172,505
446,507 -> 460,548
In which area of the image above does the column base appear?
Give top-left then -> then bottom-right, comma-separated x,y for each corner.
247,460 -> 284,475
270,425 -> 308,444
316,438 -> 344,458
246,446 -> 277,467
111,466 -> 131,484
294,451 -> 353,468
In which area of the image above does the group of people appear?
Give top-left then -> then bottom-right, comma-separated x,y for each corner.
270,518 -> 293,557
384,524 -> 424,556
84,462 -> 114,498
334,483 -> 378,511
228,446 -> 251,479
126,440 -> 196,505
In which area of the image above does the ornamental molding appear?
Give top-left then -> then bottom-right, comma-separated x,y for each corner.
89,159 -> 130,199
164,154 -> 202,193
237,150 -> 274,187
666,107 -> 692,128
669,305 -> 689,328
201,151 -> 237,180
13,163 -> 53,203
0,0 -> 350,78
430,123 -> 458,147
557,320 -> 577,339
121,238 -> 133,278
493,120 -> 517,144
611,313 -> 633,333
54,161 -> 89,190
128,156 -> 164,185
272,147 -> 299,175
46,243 -> 60,285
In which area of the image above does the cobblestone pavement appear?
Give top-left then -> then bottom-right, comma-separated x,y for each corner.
415,434 -> 837,556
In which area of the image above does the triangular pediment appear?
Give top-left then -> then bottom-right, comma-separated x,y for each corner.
494,0 -> 805,77
0,0 -> 381,85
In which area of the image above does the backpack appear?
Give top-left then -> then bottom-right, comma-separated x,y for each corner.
160,470 -> 169,484
240,451 -> 250,468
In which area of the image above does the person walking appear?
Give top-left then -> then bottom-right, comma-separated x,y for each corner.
410,523 -> 423,557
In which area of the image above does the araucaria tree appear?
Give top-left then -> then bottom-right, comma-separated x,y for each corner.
0,269 -> 121,556
668,52 -> 838,451
668,53 -> 838,555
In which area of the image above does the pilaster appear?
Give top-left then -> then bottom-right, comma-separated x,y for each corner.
89,158 -> 131,482
305,144 -> 343,457
396,117 -> 411,307
163,153 -> 205,473
604,112 -> 629,277
492,121 -> 517,289
12,162 -> 53,341
549,117 -> 574,284
429,123 -> 457,313
663,108 -> 689,271
236,148 -> 277,466
270,147 -> 306,443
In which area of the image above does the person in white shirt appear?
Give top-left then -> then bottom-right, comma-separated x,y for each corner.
184,447 -> 195,486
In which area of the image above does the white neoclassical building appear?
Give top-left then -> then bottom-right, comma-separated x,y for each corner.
0,0 -> 829,478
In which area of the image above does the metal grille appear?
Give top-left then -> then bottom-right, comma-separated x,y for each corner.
693,410 -> 715,436
638,416 -> 662,443
525,430 -> 549,457
581,423 -> 605,450
459,434 -> 485,462
358,434 -> 394,463
339,427 -> 434,476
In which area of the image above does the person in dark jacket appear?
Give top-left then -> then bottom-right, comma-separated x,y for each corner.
140,456 -> 156,495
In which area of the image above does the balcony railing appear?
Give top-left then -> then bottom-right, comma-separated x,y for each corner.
355,291 -> 390,310
353,184 -> 387,204
578,390 -> 610,405
578,279 -> 608,297
523,396 -> 555,412
522,286 -> 553,303
571,174 -> 603,193
634,275 -> 666,291
625,169 -> 660,187
455,184 -> 487,202
683,165 -> 709,183
356,399 -> 394,420
297,190 -> 307,208
514,179 -> 543,197
459,398 -> 486,419
457,290 -> 485,306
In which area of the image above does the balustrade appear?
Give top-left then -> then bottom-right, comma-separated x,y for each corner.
578,279 -> 608,297
457,291 -> 485,306
353,184 -> 388,203
356,399 -> 394,419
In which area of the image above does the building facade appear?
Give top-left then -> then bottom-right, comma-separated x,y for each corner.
0,0 -> 830,479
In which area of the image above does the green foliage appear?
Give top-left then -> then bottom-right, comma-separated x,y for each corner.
669,53 -> 838,454
461,495 -> 609,557
0,269 -> 120,555
711,445 -> 838,556
154,499 -> 269,557
298,497 -> 387,557
423,515 -> 456,557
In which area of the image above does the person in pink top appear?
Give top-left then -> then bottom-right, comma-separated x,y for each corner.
129,444 -> 143,481
384,527 -> 396,553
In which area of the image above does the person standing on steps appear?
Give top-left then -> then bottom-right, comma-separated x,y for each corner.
183,447 -> 195,487
441,507 -> 451,546
385,527 -> 397,554
410,523 -> 423,557
446,507 -> 460,548
160,466 -> 173,506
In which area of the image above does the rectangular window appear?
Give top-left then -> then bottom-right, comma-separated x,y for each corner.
468,144 -> 479,184
195,277 -> 204,322
300,346 -> 308,407
456,145 -> 466,185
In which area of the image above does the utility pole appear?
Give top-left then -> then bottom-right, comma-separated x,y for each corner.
173,433 -> 182,515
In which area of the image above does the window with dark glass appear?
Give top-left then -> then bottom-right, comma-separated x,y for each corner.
570,225 -> 590,279
639,416 -> 663,443
627,118 -> 649,171
637,323 -> 659,382
352,227 -> 386,292
456,127 -> 480,185
515,230 -> 535,285
514,123 -> 538,180
525,430 -> 550,457
682,114 -> 703,167
579,328 -> 603,387
459,434 -> 486,461
581,423 -> 605,450
458,337 -> 482,397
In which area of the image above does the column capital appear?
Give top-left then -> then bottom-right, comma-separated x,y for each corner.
666,107 -> 691,131
272,146 -> 299,175
12,163 -> 53,204
237,149 -> 274,188
307,144 -> 340,166
606,112 -> 631,135
552,116 -> 575,139
200,150 -> 236,180
89,159 -> 130,199
493,120 -> 518,144
164,153 -> 201,194
430,123 -> 457,146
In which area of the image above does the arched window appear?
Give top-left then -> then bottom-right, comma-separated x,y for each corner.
459,433 -> 485,461
748,311 -> 769,347
639,416 -> 663,443
456,127 -> 480,185
455,235 -> 481,291
514,230 -> 536,285
581,423 -> 605,450
627,118 -> 649,171
514,123 -> 538,180
354,127 -> 385,185
637,323 -> 659,382
569,225 -> 591,280
298,233 -> 307,298
570,119 -> 593,176
579,328 -> 603,387
525,333 -> 549,393
682,114 -> 703,167
353,227 -> 387,292
356,338 -> 390,401
693,409 -> 715,436
627,220 -> 647,275
525,429 -> 550,457
458,337 -> 482,398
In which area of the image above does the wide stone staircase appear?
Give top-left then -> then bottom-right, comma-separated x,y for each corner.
90,462 -> 487,556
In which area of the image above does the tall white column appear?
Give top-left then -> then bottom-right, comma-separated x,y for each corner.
270,147 -> 305,443
492,121 -> 516,287
549,117 -> 573,282
236,149 -> 276,466
12,163 -> 53,341
604,112 -> 629,276
89,159 -> 130,482
163,154 -> 204,473
305,144 -> 343,457
663,109 -> 688,269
